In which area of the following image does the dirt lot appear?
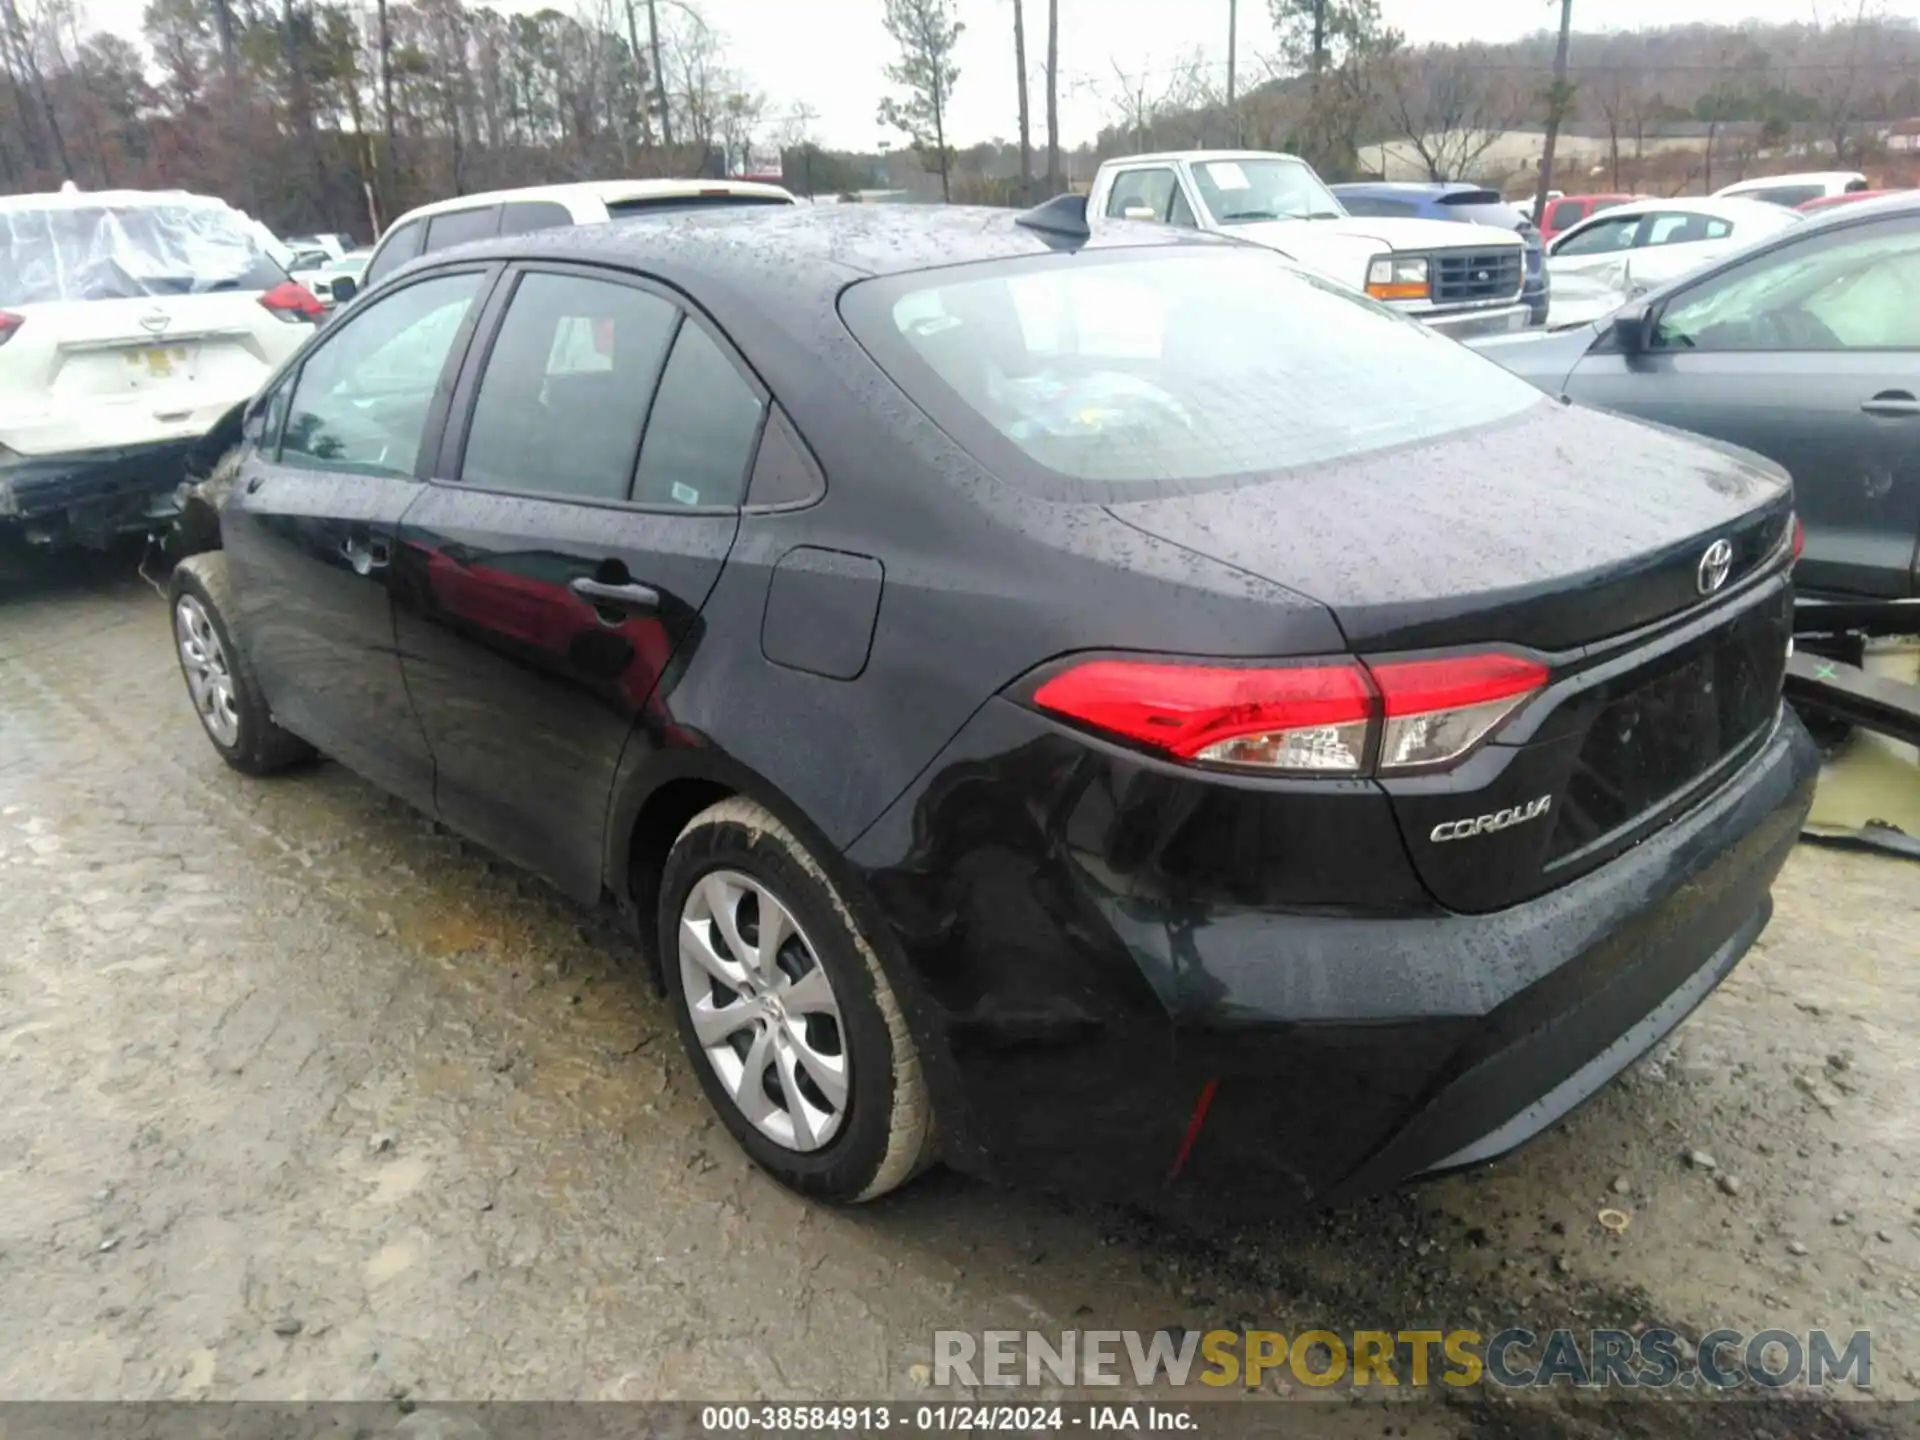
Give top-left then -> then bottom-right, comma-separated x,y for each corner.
2,556 -> 1917,1436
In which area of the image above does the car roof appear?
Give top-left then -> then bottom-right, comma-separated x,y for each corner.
1562,195 -> 1803,227
437,200 -> 1227,283
1715,170 -> 1864,192
1331,181 -> 1489,197
1794,188 -> 1920,224
387,178 -> 796,228
1104,150 -> 1313,168
0,187 -> 233,214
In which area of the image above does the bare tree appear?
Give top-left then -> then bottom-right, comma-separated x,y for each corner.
1530,0 -> 1574,226
1587,60 -> 1634,190
1380,44 -> 1522,180
1809,0 -> 1881,167
716,81 -> 764,175
1044,0 -> 1058,190
877,0 -> 962,202
1010,0 -> 1031,197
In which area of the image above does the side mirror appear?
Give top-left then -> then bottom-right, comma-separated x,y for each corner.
1121,204 -> 1157,222
329,275 -> 358,304
1611,301 -> 1652,355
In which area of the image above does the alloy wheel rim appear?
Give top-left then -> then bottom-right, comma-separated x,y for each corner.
175,595 -> 241,747
678,869 -> 849,1152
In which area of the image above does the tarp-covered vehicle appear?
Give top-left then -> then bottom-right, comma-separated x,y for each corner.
0,188 -> 322,551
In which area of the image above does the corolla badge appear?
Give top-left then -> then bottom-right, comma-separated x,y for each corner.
1430,794 -> 1552,843
1696,538 -> 1734,595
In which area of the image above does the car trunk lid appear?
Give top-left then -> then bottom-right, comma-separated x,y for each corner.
1107,400 -> 1796,913
1104,400 -> 1793,656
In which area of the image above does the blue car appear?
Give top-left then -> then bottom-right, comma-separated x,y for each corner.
1333,183 -> 1548,327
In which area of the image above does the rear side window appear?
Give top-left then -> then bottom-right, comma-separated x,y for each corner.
604,194 -> 792,220
841,249 -> 1542,492
500,200 -> 572,235
630,322 -> 766,508
424,206 -> 501,252
365,218 -> 425,284
1742,185 -> 1824,209
460,271 -> 678,501
0,201 -> 285,304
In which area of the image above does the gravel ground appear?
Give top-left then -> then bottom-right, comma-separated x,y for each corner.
2,555 -> 1917,1437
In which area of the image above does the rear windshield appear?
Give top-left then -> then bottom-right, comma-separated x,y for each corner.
1738,184 -> 1825,209
605,194 -> 794,219
840,248 -> 1544,494
1435,193 -> 1529,231
0,200 -> 287,306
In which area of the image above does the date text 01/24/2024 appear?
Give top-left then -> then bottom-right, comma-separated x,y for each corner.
699,1406 -> 1200,1434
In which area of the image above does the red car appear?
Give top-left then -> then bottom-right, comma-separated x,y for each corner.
1536,193 -> 1635,243
1796,189 -> 1904,213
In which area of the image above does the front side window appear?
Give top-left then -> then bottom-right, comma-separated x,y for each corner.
1188,157 -> 1345,224
1656,220 -> 1920,351
280,272 -> 482,477
461,271 -> 679,501
1554,215 -> 1642,256
843,249 -> 1543,491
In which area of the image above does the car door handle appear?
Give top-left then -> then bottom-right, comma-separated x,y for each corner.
340,536 -> 390,576
1860,391 -> 1920,417
244,474 -> 265,494
569,576 -> 661,615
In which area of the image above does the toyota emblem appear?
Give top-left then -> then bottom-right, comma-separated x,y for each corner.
138,310 -> 171,334
1696,538 -> 1734,595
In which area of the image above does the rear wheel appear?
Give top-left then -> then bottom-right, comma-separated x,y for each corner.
659,798 -> 934,1202
168,553 -> 315,775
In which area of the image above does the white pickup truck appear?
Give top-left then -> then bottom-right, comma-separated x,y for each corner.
1086,151 -> 1532,339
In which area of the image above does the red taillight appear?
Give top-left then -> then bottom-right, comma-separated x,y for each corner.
259,281 -> 325,323
1790,512 -> 1805,565
0,311 -> 22,347
1030,659 -> 1375,772
1027,650 -> 1548,776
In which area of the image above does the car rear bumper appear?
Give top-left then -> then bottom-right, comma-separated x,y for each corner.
847,696 -> 1820,1212
0,437 -> 194,542
1419,301 -> 1533,340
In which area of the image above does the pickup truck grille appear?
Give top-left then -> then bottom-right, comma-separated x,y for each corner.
1432,248 -> 1522,306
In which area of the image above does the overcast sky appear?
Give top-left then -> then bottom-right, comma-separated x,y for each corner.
80,0 -> 1920,149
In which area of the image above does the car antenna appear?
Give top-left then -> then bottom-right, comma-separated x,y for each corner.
1014,193 -> 1091,249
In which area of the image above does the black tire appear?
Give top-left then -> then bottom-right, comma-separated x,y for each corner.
167,552 -> 317,775
659,797 -> 935,1203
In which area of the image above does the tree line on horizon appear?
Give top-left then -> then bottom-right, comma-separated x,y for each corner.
3,0 -> 1918,241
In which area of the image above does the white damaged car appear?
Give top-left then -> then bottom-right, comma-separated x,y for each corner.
0,187 -> 322,549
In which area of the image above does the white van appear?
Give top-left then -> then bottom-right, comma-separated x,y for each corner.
1712,171 -> 1869,208
349,179 -> 798,303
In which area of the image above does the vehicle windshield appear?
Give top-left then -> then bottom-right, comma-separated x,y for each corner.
841,247 -> 1545,492
1188,158 -> 1346,224
0,199 -> 288,306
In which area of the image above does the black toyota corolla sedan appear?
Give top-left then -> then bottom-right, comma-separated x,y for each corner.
163,202 -> 1819,1211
